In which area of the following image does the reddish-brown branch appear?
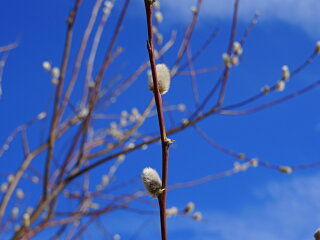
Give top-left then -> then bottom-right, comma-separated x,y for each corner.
169,168 -> 237,190
0,42 -> 18,53
216,0 -> 239,106
20,130 -> 30,157
188,0 -> 239,120
171,0 -> 204,77
59,0 -> 104,119
219,79 -> 320,115
82,0 -> 115,106
74,0 -> 131,169
43,0 -> 82,200
144,1 -> 172,240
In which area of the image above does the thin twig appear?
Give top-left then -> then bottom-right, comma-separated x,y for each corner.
43,0 -> 82,200
171,0 -> 204,77
187,44 -> 200,107
74,0 -> 131,169
216,0 -> 239,106
59,0 -> 104,118
219,79 -> 320,115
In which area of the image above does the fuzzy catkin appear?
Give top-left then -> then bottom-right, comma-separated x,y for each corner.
148,64 -> 171,95
184,202 -> 195,214
141,167 -> 162,198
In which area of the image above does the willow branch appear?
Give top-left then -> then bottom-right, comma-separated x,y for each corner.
43,0 -> 82,200
143,1 -> 172,240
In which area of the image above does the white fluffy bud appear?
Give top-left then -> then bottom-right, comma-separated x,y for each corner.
37,112 -> 47,120
261,85 -> 270,94
193,211 -> 202,221
52,67 -> 60,79
153,1 -> 160,10
148,64 -> 171,95
250,158 -> 259,167
155,11 -> 163,24
16,189 -> 24,199
275,81 -> 285,91
279,166 -> 292,174
233,42 -> 243,55
166,207 -> 178,216
23,213 -> 30,227
141,167 -> 163,198
191,6 -> 198,14
281,65 -> 290,81
222,53 -> 232,67
11,207 -> 19,219
42,61 -> 51,71
184,202 -> 195,214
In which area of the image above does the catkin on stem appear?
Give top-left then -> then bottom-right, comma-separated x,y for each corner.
148,64 -> 171,95
141,167 -> 163,198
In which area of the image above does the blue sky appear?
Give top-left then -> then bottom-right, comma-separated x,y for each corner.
0,0 -> 320,239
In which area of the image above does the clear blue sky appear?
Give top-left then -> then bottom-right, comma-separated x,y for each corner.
0,0 -> 320,239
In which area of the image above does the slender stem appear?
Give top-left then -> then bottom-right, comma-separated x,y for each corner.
144,1 -> 171,239
43,0 -> 82,200
59,0 -> 104,119
187,0 -> 239,120
75,0 -> 131,169
219,79 -> 320,115
171,0 -> 203,77
217,0 -> 239,106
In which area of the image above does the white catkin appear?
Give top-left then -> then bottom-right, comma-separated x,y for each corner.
52,67 -> 60,78
141,167 -> 162,198
166,207 -> 178,216
275,80 -> 285,91
37,112 -> 47,120
279,166 -> 292,174
23,213 -> 30,227
155,11 -> 163,24
250,158 -> 259,167
11,207 -> 19,219
233,41 -> 243,55
153,1 -> 160,10
148,64 -> 171,95
281,65 -> 290,81
261,85 -> 270,94
16,189 -> 24,199
193,211 -> 202,221
42,61 -> 51,71
191,6 -> 198,14
222,53 -> 232,67
184,202 -> 195,213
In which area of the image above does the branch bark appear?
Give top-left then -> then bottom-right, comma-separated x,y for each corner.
143,1 -> 173,239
